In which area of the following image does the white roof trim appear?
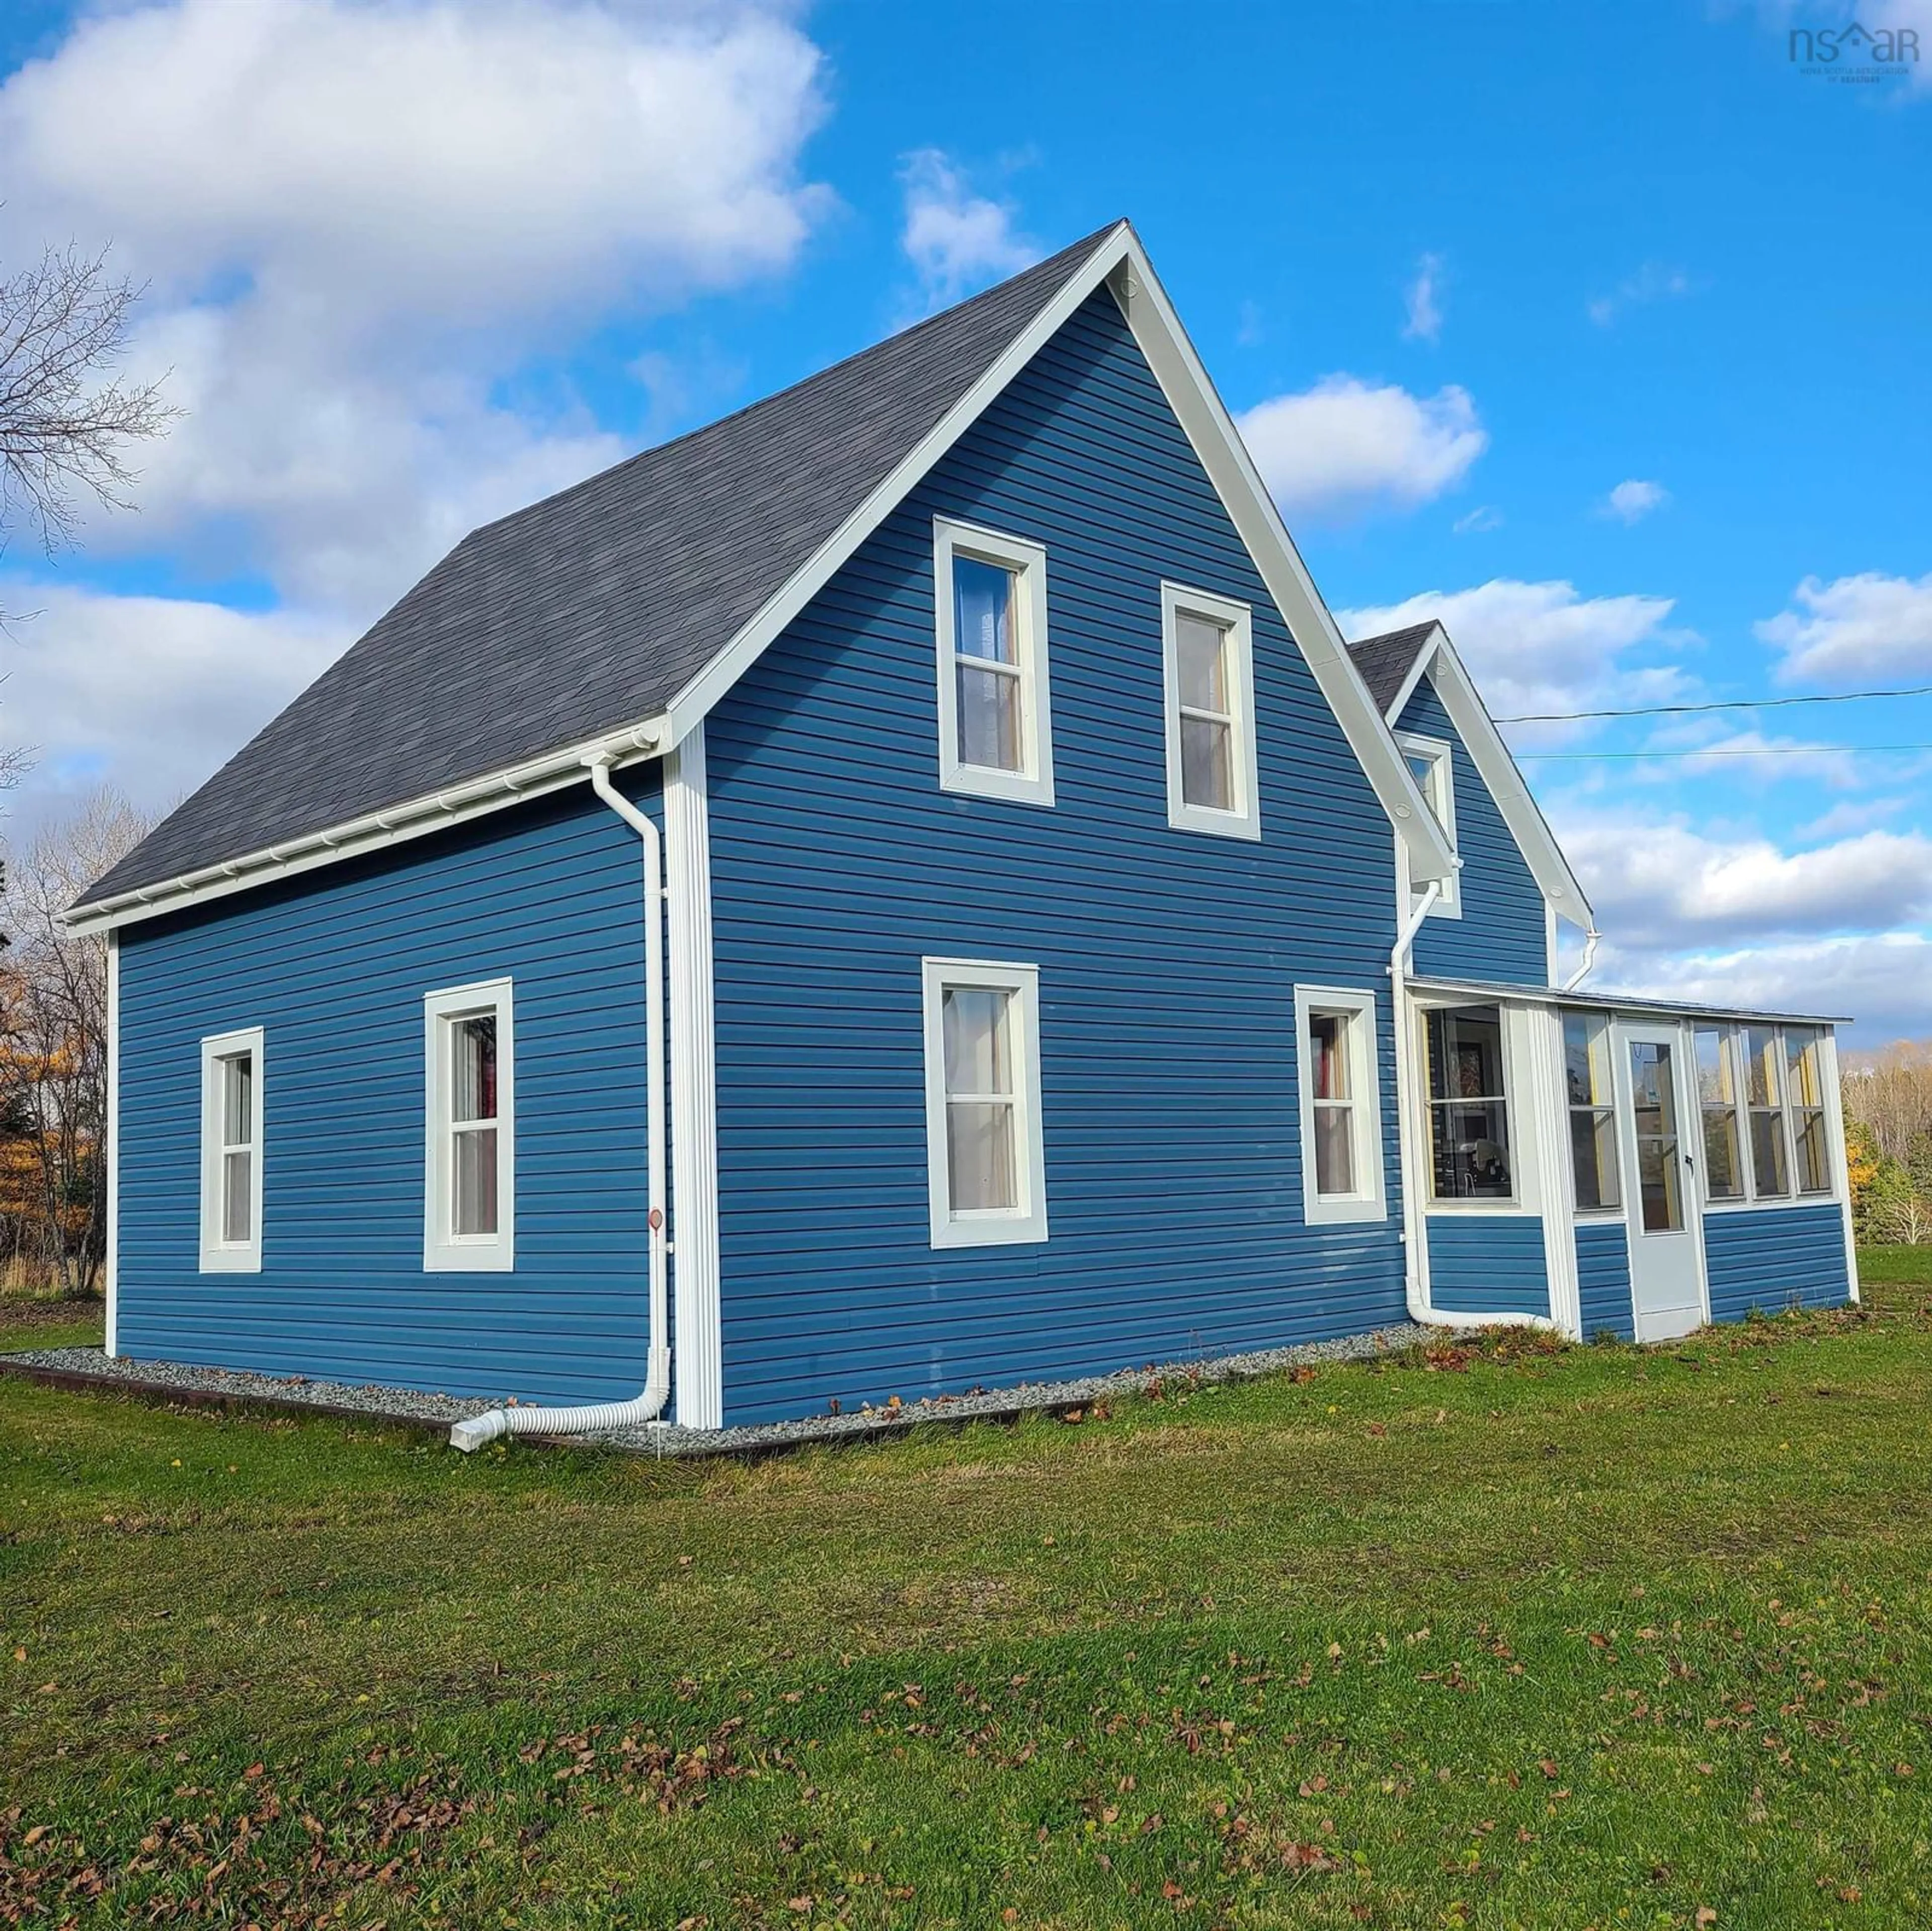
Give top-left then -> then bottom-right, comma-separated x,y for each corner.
1383,622 -> 1594,930
665,224 -> 1457,882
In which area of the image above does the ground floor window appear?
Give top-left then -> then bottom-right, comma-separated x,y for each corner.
1562,1010 -> 1620,1212
1696,1019 -> 1837,1208
1785,1028 -> 1831,1194
1423,1004 -> 1512,1202
424,979 -> 516,1271
1695,1026 -> 1745,1199
199,1026 -> 264,1272
1294,986 -> 1385,1223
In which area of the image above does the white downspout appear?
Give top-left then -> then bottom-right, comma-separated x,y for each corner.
1562,928 -> 1600,993
449,753 -> 670,1450
1391,877 -> 1557,1335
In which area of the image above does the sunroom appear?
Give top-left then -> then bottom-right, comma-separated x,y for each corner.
1399,978 -> 1858,1346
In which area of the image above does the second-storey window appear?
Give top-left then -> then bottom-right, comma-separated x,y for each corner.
199,1027 -> 264,1272
933,519 -> 1054,807
1162,582 -> 1259,839
425,979 -> 515,1270
1396,732 -> 1460,913
921,958 -> 1048,1247
1563,1010 -> 1620,1211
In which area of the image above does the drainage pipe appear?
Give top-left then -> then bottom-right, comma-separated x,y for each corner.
1562,928 -> 1601,993
1390,879 -> 1558,1336
449,753 -> 670,1450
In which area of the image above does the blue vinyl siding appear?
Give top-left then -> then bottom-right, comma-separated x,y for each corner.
704,287 -> 1410,1424
1397,678 -> 1548,986
115,778 -> 662,1405
1702,1204 -> 1850,1324
1423,1214 -> 1551,1318
1575,1219 -> 1635,1340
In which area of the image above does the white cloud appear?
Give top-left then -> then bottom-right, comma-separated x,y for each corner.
899,149 -> 1038,313
1627,719 -> 1863,791
1755,571 -> 1932,683
1453,505 -> 1502,534
1238,377 -> 1487,518
1339,578 -> 1692,738
1600,478 -> 1669,524
1402,252 -> 1443,342
1552,807 -> 1932,950
1797,794 -> 1911,840
0,581 -> 351,837
1587,262 -> 1693,328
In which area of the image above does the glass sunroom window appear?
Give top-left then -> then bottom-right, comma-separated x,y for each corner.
1563,1011 -> 1620,1211
1695,1026 -> 1744,1199
1785,1028 -> 1831,1194
1424,1005 -> 1512,1201
1743,1024 -> 1790,1198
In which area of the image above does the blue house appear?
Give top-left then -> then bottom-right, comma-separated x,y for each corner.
70,222 -> 1859,1443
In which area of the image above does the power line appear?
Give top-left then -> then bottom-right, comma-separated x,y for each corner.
1493,683 -> 1932,724
1516,742 -> 1932,762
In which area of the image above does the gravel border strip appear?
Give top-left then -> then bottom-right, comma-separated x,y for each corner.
0,1320 -> 1448,1458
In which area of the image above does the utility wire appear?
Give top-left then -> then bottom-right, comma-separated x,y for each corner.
1493,683 -> 1932,724
1516,742 -> 1932,762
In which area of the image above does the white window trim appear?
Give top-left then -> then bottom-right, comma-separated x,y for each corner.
921,956 -> 1049,1249
424,978 -> 516,1272
1395,731 -> 1460,916
1294,986 -> 1387,1225
199,1026 -> 265,1273
1161,581 -> 1260,840
932,517 -> 1055,808
1702,1020 -> 1840,1214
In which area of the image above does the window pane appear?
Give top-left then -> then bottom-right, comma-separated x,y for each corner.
1308,1012 -> 1349,1101
453,1015 -> 498,1124
956,662 -> 1022,771
953,557 -> 1016,665
942,987 -> 1012,1097
947,1099 -> 1016,1211
1750,1107 -> 1790,1197
1180,714 -> 1233,810
222,1053 -> 254,1147
1563,1013 -> 1613,1108
1702,1104 -> 1743,1199
1406,748 -> 1446,828
222,1149 -> 252,1243
1695,1028 -> 1734,1105
1175,613 -> 1228,710
1570,1108 -> 1621,1211
1636,1134 -> 1683,1232
1429,1099 -> 1512,1198
1743,1026 -> 1782,1108
1793,1109 -> 1829,1193
1313,1104 -> 1354,1196
453,1124 -> 499,1236
1785,1028 -> 1822,1108
1425,1006 -> 1506,1102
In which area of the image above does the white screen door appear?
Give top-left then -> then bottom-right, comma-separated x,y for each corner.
1617,1022 -> 1707,1342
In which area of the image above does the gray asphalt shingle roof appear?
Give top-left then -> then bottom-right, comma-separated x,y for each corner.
83,222 -> 1126,909
1344,621 -> 1439,715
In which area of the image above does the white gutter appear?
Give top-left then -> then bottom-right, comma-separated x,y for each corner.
449,753 -> 670,1450
1390,881 -> 1558,1336
1561,928 -> 1601,993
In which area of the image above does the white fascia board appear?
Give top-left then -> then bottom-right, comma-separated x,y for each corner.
1416,636 -> 1593,930
66,717 -> 668,936
1380,627 -> 1443,730
660,226 -> 1458,884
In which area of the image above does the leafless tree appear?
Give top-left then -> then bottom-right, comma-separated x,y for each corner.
0,789 -> 152,1293
0,244 -> 176,560
1842,1039 -> 1932,1165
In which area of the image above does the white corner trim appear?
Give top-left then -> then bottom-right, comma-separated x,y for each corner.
422,978 -> 515,1273
921,956 -> 1050,1248
1522,1002 -> 1584,1338
1820,1030 -> 1861,1304
198,1024 -> 265,1274
1161,580 -> 1261,841
1293,984 -> 1387,1225
1409,634 -> 1593,930
933,517 -> 1056,808
104,932 -> 120,1353
667,724 -> 724,1428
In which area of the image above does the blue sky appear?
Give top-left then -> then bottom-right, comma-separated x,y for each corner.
1,0 -> 1928,1036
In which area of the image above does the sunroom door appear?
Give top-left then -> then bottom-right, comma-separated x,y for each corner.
1616,1022 -> 1708,1342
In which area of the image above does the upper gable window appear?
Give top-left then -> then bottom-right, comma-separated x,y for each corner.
1161,583 -> 1259,840
933,518 -> 1055,808
1396,731 -> 1459,913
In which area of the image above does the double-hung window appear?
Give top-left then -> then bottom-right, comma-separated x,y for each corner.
1295,987 -> 1385,1224
1742,1024 -> 1790,1199
424,979 -> 515,1270
933,519 -> 1054,807
199,1027 -> 264,1271
1422,1004 -> 1513,1202
1161,582 -> 1259,839
1396,732 -> 1459,914
1562,1010 -> 1620,1212
1784,1028 -> 1831,1195
1695,1026 -> 1745,1200
921,958 -> 1048,1247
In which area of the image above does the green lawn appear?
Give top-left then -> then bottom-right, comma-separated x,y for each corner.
3,1257 -> 1930,1929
